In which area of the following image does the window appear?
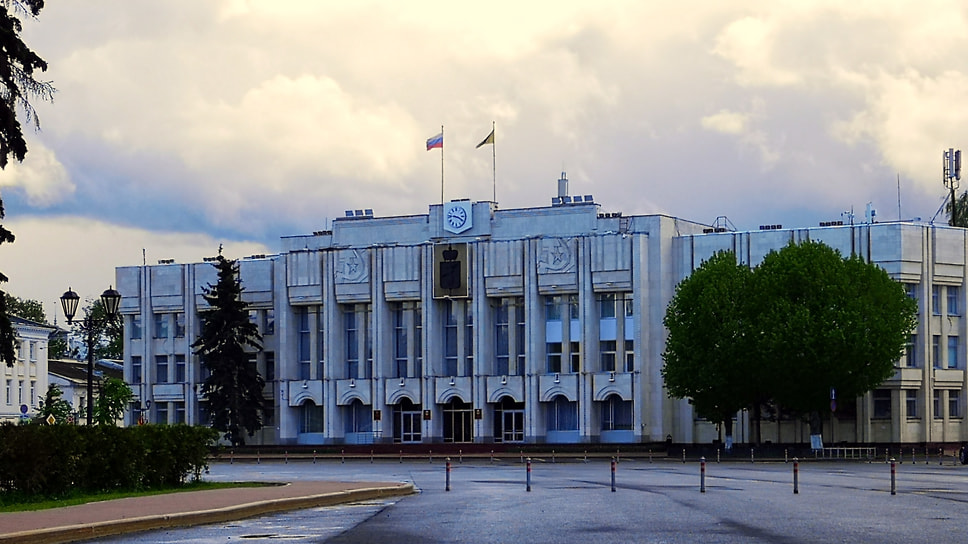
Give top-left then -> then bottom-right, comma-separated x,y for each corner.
545,297 -> 562,321
415,306 -> 423,377
599,293 -> 616,319
5,379 -> 11,404
905,335 -> 917,367
155,402 -> 169,424
601,395 -> 633,431
547,342 -> 562,373
932,285 -> 941,315
29,381 -> 35,405
266,309 -> 275,335
131,314 -> 142,339
950,390 -> 962,419
444,301 -> 458,376
515,304 -> 525,376
155,355 -> 169,383
154,313 -> 168,339
464,304 -> 474,376
569,341 -> 580,373
344,400 -> 372,434
934,390 -> 944,419
131,356 -> 142,383
872,389 -> 891,419
933,335 -> 941,369
316,307 -> 325,378
906,389 -> 918,419
948,286 -> 961,316
394,305 -> 408,377
174,354 -> 186,382
493,397 -> 524,443
624,340 -> 635,372
264,352 -> 275,382
28,342 -> 36,362
568,295 -> 580,320
344,305 -> 371,380
298,307 -> 311,380
300,402 -> 323,433
173,401 -> 186,424
623,293 -> 634,317
174,313 -> 185,338
949,336 -> 960,369
495,301 -> 509,375
601,340 -> 617,371
547,396 -> 578,431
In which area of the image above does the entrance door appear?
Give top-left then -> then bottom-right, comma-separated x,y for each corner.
393,399 -> 422,443
494,397 -> 525,443
443,399 -> 473,443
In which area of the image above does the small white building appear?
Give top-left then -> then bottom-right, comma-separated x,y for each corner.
1,316 -> 54,422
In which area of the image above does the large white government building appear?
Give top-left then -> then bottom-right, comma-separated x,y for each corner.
116,183 -> 968,447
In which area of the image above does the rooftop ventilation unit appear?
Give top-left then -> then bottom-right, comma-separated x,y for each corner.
157,259 -> 174,264
758,224 -> 783,230
819,220 -> 844,227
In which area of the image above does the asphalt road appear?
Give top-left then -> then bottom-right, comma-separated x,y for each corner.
90,457 -> 968,543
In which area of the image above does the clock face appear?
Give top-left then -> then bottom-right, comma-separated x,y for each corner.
447,206 -> 467,228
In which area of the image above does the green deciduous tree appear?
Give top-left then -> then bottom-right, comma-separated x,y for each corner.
192,251 -> 264,446
93,377 -> 133,426
662,241 -> 918,447
661,251 -> 756,450
4,292 -> 44,322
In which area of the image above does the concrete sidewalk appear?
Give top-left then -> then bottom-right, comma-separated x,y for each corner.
0,480 -> 415,544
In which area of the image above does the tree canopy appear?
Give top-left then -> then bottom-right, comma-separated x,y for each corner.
662,241 -> 918,444
4,292 -> 45,322
93,377 -> 133,426
0,0 -> 54,367
192,252 -> 264,446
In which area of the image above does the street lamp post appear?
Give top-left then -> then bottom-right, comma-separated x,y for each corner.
60,286 -> 122,426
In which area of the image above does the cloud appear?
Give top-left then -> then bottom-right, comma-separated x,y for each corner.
701,110 -> 749,135
1,215 -> 270,317
0,140 -> 73,206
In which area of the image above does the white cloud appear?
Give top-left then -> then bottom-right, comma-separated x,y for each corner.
1,216 -> 270,318
701,110 -> 749,135
0,140 -> 73,206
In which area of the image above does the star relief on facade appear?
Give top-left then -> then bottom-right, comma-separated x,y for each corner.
538,237 -> 577,273
336,248 -> 369,284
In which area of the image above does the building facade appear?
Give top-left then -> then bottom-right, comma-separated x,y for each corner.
1,317 -> 54,422
116,195 -> 968,446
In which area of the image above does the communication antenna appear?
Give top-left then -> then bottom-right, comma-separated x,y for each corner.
943,148 -> 963,225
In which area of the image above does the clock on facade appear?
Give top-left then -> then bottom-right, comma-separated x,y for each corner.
443,201 -> 473,234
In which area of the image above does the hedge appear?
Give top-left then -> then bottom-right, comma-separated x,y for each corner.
0,423 -> 218,499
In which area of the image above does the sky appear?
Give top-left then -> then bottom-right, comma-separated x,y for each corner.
1,0 -> 967,317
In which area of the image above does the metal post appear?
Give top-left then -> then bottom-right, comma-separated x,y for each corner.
526,458 -> 532,492
230,450 -> 234,464
446,458 -> 452,492
925,446 -> 929,465
285,451 -> 288,464
257,450 -> 260,464
717,448 -> 721,463
459,450 -> 463,464
939,447 -> 944,466
370,450 -> 374,464
611,457 -> 617,492
751,448 -> 754,463
700,456 -> 706,493
793,458 -> 799,494
552,450 -> 556,464
313,450 -> 317,464
400,450 -> 403,463
649,449 -> 653,463
890,458 -> 897,495
341,449 -> 345,464
682,448 -> 686,463
490,450 -> 494,464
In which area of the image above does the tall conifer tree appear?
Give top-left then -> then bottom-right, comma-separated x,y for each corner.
192,250 -> 264,446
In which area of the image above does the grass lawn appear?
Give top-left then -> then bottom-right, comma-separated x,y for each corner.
0,481 -> 272,513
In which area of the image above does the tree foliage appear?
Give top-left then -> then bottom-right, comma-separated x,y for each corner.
946,189 -> 968,228
93,377 -> 133,426
662,241 -> 918,443
86,298 -> 123,360
192,252 -> 264,446
4,292 -> 44,322
0,0 -> 54,367
34,383 -> 72,424
661,251 -> 756,442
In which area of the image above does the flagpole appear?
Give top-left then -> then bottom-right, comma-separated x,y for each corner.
491,121 -> 496,203
440,124 -> 445,205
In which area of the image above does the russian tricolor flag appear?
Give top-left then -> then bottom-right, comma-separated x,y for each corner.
426,132 -> 443,150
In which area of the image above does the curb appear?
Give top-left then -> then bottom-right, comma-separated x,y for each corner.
0,483 -> 416,544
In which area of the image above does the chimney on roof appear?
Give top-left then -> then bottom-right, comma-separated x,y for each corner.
558,172 -> 568,199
